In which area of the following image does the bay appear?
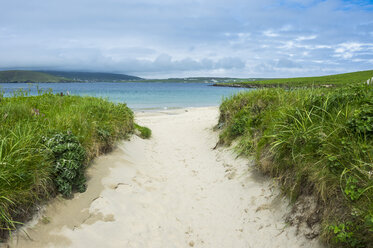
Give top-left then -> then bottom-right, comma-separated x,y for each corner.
0,82 -> 252,110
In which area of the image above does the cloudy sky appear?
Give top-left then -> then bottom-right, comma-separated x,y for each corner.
0,0 -> 372,78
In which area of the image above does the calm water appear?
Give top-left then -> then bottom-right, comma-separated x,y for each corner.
0,82 -> 252,110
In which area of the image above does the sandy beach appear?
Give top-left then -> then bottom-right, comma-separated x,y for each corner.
7,107 -> 324,248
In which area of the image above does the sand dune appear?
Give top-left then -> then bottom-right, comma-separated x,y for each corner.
7,107 -> 324,248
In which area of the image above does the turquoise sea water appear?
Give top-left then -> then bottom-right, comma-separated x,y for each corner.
0,82 -> 252,110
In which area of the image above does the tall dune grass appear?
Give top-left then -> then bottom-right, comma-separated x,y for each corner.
0,90 -> 134,240
218,83 -> 373,247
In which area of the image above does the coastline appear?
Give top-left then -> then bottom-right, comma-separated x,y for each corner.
6,107 -> 323,248
210,83 -> 334,89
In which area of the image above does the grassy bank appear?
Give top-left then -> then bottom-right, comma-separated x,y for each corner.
218,83 -> 373,247
214,70 -> 373,88
0,90 -> 134,241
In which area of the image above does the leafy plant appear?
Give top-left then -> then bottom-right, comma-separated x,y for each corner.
44,132 -> 86,197
344,176 -> 364,201
328,222 -> 363,248
348,104 -> 373,137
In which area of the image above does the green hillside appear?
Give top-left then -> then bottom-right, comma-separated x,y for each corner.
0,70 -> 67,83
0,70 -> 142,83
134,77 -> 268,83
214,70 -> 373,88
39,70 -> 142,81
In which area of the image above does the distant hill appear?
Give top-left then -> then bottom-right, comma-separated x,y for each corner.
0,70 -> 142,83
134,77 -> 269,83
0,70 -> 67,83
39,71 -> 142,82
213,70 -> 373,88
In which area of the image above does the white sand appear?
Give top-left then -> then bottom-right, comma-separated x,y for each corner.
7,107 -> 324,248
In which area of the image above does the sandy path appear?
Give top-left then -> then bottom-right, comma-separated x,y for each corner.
7,107 -> 324,248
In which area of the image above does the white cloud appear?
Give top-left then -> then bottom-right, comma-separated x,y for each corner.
334,42 -> 373,59
295,35 -> 317,41
0,0 -> 372,78
263,30 -> 279,37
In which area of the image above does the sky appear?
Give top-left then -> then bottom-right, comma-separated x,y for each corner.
0,0 -> 372,78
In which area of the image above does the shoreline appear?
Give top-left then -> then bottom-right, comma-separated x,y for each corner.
134,106 -> 218,114
210,83 -> 335,89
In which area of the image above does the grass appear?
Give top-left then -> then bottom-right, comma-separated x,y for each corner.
215,70 -> 373,88
134,123 -> 152,139
218,82 -> 373,247
0,89 -> 135,241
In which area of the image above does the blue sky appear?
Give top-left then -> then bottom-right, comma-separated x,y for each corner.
0,0 -> 372,78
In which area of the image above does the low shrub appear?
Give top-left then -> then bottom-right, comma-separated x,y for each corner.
44,132 -> 86,197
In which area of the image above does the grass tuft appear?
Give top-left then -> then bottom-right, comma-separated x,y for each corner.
134,124 -> 152,139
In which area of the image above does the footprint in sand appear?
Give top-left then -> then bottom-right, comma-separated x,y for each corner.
191,170 -> 198,176
222,163 -> 238,180
255,204 -> 272,212
225,168 -> 237,180
110,182 -> 129,190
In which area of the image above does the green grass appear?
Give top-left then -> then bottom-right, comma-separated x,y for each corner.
215,70 -> 373,88
134,124 -> 152,139
0,90 -> 134,240
218,83 -> 373,247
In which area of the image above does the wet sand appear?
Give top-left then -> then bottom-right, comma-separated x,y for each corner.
6,107 -> 324,248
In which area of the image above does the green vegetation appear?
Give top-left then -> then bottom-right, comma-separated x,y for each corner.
0,70 -> 68,83
0,90 -> 134,241
39,70 -> 142,82
44,132 -> 87,197
133,77 -> 267,83
218,83 -> 373,247
0,69 -> 268,84
0,70 -> 141,83
134,123 -> 152,139
214,70 -> 373,88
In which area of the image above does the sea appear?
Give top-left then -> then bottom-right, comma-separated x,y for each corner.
0,82 -> 252,111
